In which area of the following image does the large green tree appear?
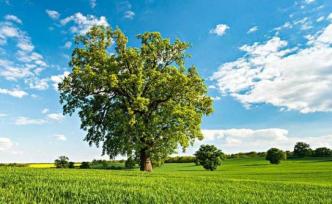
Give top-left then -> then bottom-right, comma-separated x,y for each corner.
59,26 -> 213,171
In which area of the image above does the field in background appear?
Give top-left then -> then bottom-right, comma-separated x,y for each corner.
0,157 -> 331,203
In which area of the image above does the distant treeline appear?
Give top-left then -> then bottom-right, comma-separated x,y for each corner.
0,163 -> 28,167
164,144 -> 332,163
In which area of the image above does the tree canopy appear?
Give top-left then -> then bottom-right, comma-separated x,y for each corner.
294,142 -> 312,157
59,26 -> 213,171
194,145 -> 224,171
266,148 -> 286,164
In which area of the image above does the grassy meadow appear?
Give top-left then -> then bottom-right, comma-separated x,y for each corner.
0,157 -> 331,203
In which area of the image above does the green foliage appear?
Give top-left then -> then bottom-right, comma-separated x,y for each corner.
194,145 -> 224,171
0,163 -> 28,167
1,158 -> 332,203
266,148 -> 286,164
68,162 -> 75,168
125,157 -> 136,169
294,142 -> 312,157
165,156 -> 196,163
80,162 -> 90,169
227,151 -> 266,159
314,147 -> 332,157
58,26 -> 213,171
54,156 -> 69,168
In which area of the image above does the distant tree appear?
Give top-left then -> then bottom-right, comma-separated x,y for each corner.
194,145 -> 224,171
294,142 -> 312,157
68,162 -> 75,168
266,148 -> 286,164
125,157 -> 136,169
54,156 -> 69,168
285,150 -> 293,158
80,162 -> 90,169
58,25 -> 213,172
314,147 -> 332,157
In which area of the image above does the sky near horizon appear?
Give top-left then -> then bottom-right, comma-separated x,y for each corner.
1,0 -> 332,162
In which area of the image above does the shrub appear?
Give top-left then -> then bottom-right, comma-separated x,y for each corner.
314,147 -> 332,157
294,142 -> 312,157
80,162 -> 90,169
266,148 -> 286,164
194,145 -> 224,171
54,156 -> 69,168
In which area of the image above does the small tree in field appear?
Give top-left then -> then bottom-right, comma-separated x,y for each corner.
59,26 -> 213,172
294,142 -> 312,157
54,156 -> 69,168
125,157 -> 136,169
194,145 -> 224,171
266,148 -> 286,164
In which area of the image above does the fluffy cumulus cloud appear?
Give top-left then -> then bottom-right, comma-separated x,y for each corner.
0,87 -> 27,98
210,24 -> 229,36
60,13 -> 109,34
181,128 -> 332,154
50,71 -> 69,90
211,20 -> 332,113
0,137 -> 13,151
4,15 -> 22,24
0,15 -> 49,90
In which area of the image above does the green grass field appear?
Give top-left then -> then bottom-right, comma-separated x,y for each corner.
0,157 -> 331,203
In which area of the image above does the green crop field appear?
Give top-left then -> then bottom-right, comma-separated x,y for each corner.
0,157 -> 331,204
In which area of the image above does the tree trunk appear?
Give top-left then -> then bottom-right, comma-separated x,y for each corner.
140,149 -> 152,172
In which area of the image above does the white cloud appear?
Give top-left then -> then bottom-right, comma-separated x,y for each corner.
15,116 -> 46,125
47,113 -> 64,121
0,137 -> 13,151
4,15 -> 22,24
328,13 -> 332,20
211,96 -> 221,101
247,26 -> 258,34
124,11 -> 135,19
196,128 -> 332,153
0,17 -> 48,86
0,88 -> 27,98
304,0 -> 315,4
54,134 -> 66,141
0,113 -> 7,117
64,41 -> 72,49
41,108 -> 49,114
60,13 -> 109,34
316,16 -> 325,22
90,0 -> 96,8
0,25 -> 19,38
27,78 -> 49,90
50,71 -> 69,90
210,24 -> 229,36
211,22 -> 332,113
46,10 -> 60,20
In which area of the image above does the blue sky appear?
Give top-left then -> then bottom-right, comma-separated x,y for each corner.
1,0 -> 332,162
